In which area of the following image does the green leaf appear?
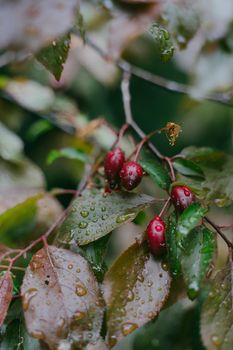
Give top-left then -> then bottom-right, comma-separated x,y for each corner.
173,158 -> 204,178
176,203 -> 208,249
181,226 -> 216,300
22,246 -> 104,349
37,34 -> 71,81
166,212 -> 181,279
148,23 -> 175,62
82,235 -> 111,282
1,300 -> 41,350
47,147 -> 90,165
133,298 -> 205,350
139,157 -> 171,190
0,190 -> 43,246
103,241 -> 171,348
56,189 -> 155,246
27,120 -> 53,142
201,263 -> 233,350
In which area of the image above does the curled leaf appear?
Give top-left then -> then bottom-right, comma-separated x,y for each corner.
21,246 -> 104,349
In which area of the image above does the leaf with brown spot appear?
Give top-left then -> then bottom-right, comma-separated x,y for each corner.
21,246 -> 104,349
201,263 -> 233,350
0,272 -> 13,326
103,241 -> 171,348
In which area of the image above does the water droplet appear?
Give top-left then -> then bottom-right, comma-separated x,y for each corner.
79,221 -> 88,229
90,206 -> 95,211
161,262 -> 169,271
212,335 -> 221,346
76,283 -> 87,296
101,215 -> 107,220
101,206 -> 106,212
22,288 -> 38,311
121,322 -> 138,336
137,275 -> 144,283
52,40 -> 56,46
31,330 -> 45,340
80,210 -> 89,218
68,264 -> 73,270
148,311 -> 154,319
76,268 -> 81,273
127,290 -> 134,302
56,318 -> 66,337
74,311 -> 86,321
116,213 -> 136,224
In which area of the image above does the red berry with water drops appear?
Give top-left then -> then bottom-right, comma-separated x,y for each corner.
146,216 -> 166,257
171,186 -> 195,212
120,161 -> 143,191
104,147 -> 125,189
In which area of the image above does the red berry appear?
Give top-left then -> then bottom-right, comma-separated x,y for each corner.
120,161 -> 143,191
104,147 -> 125,189
146,216 -> 166,257
171,186 -> 195,212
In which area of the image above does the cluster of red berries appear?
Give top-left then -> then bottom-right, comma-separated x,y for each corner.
147,186 -> 195,257
104,147 -> 143,191
104,146 -> 195,259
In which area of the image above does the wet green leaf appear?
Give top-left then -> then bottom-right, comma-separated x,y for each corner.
166,212 -> 181,279
82,235 -> 111,282
173,158 -> 204,178
47,147 -> 90,165
0,300 -> 42,350
56,189 -> 155,246
139,156 -> 171,190
176,203 -> 208,248
201,263 -> 233,350
22,246 -> 104,349
103,241 -> 171,348
149,23 -> 175,62
181,226 -> 216,300
37,34 -> 71,81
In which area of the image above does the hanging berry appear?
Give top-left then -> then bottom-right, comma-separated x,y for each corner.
104,147 -> 125,190
171,185 -> 195,212
120,161 -> 143,191
146,216 -> 166,257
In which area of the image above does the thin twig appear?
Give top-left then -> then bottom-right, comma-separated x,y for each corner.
204,216 -> 233,249
79,32 -> 233,107
121,72 -> 133,124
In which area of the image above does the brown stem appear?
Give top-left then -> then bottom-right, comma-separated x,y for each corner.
204,216 -> 233,249
159,197 -> 171,218
77,32 -> 233,107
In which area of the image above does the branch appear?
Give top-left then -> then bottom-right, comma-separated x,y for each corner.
204,216 -> 233,249
79,32 -> 233,107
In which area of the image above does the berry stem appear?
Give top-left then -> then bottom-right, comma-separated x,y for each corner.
159,197 -> 171,218
134,128 -> 163,161
204,216 -> 233,249
115,123 -> 130,147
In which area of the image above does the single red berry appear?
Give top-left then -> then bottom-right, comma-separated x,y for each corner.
171,186 -> 195,212
146,216 -> 166,257
120,161 -> 143,191
104,147 -> 125,189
